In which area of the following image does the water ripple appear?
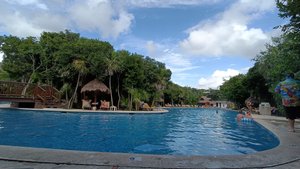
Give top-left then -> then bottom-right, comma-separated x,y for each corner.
0,108 -> 279,155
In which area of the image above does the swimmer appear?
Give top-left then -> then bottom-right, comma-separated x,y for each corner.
245,111 -> 252,118
236,110 -> 252,121
237,113 -> 244,121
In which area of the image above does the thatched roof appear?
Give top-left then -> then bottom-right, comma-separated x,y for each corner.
80,79 -> 110,93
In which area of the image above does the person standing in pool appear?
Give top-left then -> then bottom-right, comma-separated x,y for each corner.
275,73 -> 300,132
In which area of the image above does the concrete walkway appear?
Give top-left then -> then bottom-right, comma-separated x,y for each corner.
0,113 -> 299,169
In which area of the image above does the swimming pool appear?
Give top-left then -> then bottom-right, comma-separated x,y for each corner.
0,108 -> 279,156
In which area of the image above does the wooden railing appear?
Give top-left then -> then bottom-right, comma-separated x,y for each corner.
0,81 -> 35,99
0,81 -> 61,104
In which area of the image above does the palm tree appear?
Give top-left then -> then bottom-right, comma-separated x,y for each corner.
128,88 -> 149,111
60,83 -> 71,102
104,53 -> 120,107
114,50 -> 128,109
68,59 -> 87,108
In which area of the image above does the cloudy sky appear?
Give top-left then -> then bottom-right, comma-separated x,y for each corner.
0,0 -> 284,89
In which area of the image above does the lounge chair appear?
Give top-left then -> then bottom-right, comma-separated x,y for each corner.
142,103 -> 151,111
100,100 -> 110,110
82,99 -> 91,109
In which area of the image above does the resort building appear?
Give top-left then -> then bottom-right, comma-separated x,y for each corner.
198,96 -> 230,108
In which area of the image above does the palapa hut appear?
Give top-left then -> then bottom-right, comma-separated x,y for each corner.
81,79 -> 110,103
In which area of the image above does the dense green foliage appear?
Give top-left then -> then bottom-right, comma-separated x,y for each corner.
220,74 -> 248,108
219,0 -> 300,113
0,31 -> 205,109
1,0 -> 298,111
276,0 -> 300,34
0,63 -> 9,80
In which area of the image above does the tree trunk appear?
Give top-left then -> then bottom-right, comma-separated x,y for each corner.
68,73 -> 81,109
21,76 -> 33,97
127,93 -> 130,110
65,90 -> 69,102
22,54 -> 37,96
117,75 -> 121,109
130,94 -> 133,111
128,93 -> 132,111
135,101 -> 138,111
109,75 -> 114,106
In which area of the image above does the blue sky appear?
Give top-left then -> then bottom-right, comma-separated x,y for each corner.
0,0 -> 285,89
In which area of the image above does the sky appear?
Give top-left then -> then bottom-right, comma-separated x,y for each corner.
0,0 -> 285,89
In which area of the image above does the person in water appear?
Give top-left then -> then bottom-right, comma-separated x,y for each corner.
237,110 -> 252,121
245,111 -> 252,118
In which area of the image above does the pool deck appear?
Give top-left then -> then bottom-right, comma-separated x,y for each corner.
0,109 -> 299,169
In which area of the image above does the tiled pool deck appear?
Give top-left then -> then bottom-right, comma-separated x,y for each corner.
0,108 -> 299,169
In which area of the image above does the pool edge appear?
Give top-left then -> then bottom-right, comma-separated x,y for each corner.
0,114 -> 299,168
0,107 -> 169,114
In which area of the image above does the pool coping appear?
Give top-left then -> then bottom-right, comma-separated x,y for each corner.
0,107 -> 169,114
0,109 -> 299,168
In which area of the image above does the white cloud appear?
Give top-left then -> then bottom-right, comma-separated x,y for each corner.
160,52 -> 193,71
144,40 -> 200,73
5,0 -> 48,10
121,38 -> 199,74
145,41 -> 157,55
0,11 -> 46,37
180,0 -> 276,58
125,0 -> 220,8
0,0 -> 133,38
0,1 -> 67,37
198,68 -> 240,89
69,0 -> 134,38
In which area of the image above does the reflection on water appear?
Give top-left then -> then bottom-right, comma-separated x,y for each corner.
0,108 -> 279,155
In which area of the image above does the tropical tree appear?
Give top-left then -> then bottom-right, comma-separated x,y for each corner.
128,88 -> 149,110
0,63 -> 9,80
104,52 -> 120,107
122,53 -> 145,109
255,35 -> 300,83
114,50 -> 128,109
244,64 -> 273,103
1,30 -> 182,110
154,64 -> 171,105
276,0 -> 300,34
60,83 -> 72,102
164,82 -> 183,105
206,89 -> 222,101
142,57 -> 171,106
219,74 -> 249,108
0,36 -> 43,95
0,36 -> 23,80
39,30 -> 80,86
250,0 -> 300,112
68,59 -> 88,108
83,39 -> 113,78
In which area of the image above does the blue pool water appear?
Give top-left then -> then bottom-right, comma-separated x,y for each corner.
0,108 -> 279,156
